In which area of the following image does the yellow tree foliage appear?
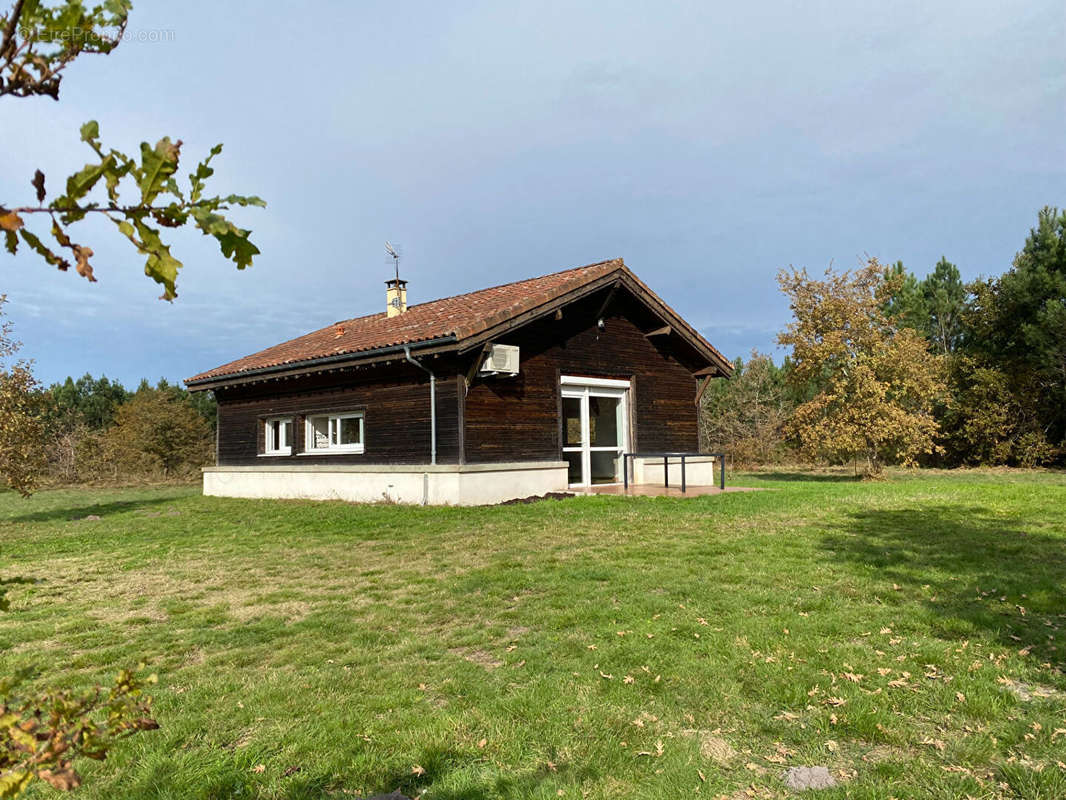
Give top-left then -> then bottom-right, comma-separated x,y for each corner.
777,259 -> 946,474
0,297 -> 46,497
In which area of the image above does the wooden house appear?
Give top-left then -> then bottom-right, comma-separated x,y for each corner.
186,259 -> 732,504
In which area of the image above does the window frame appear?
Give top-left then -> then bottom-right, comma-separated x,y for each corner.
303,411 -> 365,454
262,416 -> 294,456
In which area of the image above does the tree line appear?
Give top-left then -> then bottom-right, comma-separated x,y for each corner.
0,338 -> 217,494
40,373 -> 215,485
701,206 -> 1066,472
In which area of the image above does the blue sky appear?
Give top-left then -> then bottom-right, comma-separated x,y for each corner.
2,0 -> 1063,387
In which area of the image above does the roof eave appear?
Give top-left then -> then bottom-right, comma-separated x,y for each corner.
184,334 -> 459,391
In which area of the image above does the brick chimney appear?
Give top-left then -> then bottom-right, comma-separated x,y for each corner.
386,278 -> 407,317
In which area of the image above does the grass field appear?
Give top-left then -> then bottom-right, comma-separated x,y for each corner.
2,470 -> 1065,799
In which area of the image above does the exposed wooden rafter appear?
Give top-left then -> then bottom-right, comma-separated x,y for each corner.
595,280 -> 621,321
464,342 -> 494,396
645,325 -> 672,338
694,374 -> 713,407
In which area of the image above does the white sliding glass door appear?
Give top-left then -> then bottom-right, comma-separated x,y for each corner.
561,377 -> 630,488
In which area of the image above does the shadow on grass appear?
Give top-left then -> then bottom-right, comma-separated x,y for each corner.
821,504 -> 1066,665
2,495 -> 184,524
749,471 -> 863,483
275,746 -> 593,800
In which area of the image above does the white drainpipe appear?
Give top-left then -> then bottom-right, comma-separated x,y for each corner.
403,346 -> 436,465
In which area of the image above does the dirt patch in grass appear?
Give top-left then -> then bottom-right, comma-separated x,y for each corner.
1000,678 -> 1066,702
861,744 -> 911,763
231,600 -> 312,623
87,606 -> 169,624
449,647 -> 504,670
696,732 -> 737,764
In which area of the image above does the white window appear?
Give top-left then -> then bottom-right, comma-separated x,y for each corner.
264,417 -> 293,455
305,412 -> 364,453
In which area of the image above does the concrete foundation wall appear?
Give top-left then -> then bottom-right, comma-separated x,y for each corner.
203,462 -> 569,506
632,456 -> 717,487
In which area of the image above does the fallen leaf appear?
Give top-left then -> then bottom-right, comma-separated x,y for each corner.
38,769 -> 81,791
477,738 -> 487,749
252,764 -> 266,774
411,764 -> 426,776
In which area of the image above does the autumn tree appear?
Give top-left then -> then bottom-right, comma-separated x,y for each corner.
777,259 -> 946,475
0,1 -> 264,299
0,297 -> 46,497
104,387 -> 211,478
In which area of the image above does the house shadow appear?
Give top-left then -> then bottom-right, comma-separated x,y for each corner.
3,494 -> 187,525
819,504 -> 1066,666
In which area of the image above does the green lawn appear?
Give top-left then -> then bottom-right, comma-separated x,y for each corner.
2,470 -> 1065,799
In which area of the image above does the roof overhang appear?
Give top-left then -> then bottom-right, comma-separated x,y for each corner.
184,335 -> 458,392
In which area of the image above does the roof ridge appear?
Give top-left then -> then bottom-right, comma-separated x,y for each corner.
330,258 -> 623,326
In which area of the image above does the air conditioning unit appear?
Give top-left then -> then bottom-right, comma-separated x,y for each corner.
480,343 -> 520,376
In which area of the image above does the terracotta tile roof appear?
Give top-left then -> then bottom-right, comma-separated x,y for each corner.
187,258 -> 731,385
187,259 -> 630,384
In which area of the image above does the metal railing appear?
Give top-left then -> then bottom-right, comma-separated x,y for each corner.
621,452 -> 726,493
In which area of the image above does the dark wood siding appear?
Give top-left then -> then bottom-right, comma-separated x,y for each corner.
214,359 -> 459,465
209,288 -> 707,467
462,292 -> 701,462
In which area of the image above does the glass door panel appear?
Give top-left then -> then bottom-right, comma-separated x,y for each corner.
562,397 -> 584,446
560,381 -> 629,487
589,451 -> 620,484
588,396 -> 620,446
564,452 -> 584,484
